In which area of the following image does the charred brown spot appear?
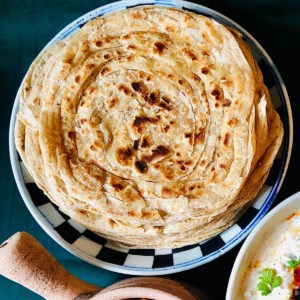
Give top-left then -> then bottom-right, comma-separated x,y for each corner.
153,42 -> 166,54
144,145 -> 170,162
80,101 -> 85,107
109,219 -> 116,226
189,186 -> 195,191
200,159 -> 206,166
33,97 -> 40,105
168,74 -> 174,78
68,131 -> 76,139
201,67 -> 210,74
212,172 -> 218,182
220,164 -> 226,169
195,128 -> 205,143
127,44 -> 136,50
192,74 -> 200,81
164,125 -> 170,132
79,210 -> 88,216
153,226 -> 164,231
227,118 -> 238,126
164,170 -> 173,180
103,54 -> 110,59
161,96 -> 170,104
185,160 -> 192,166
153,145 -> 169,155
215,102 -> 220,108
87,63 -> 95,69
95,41 -> 103,47
66,58 -> 73,64
96,131 -> 102,139
133,116 -> 156,128
131,81 -> 147,94
162,187 -> 171,194
141,138 -> 150,148
133,139 -> 139,150
176,152 -> 181,157
144,91 -> 160,105
180,166 -> 186,171
116,147 -> 134,165
185,50 -> 197,61
126,55 -> 134,62
89,87 -> 96,94
118,84 -> 130,95
178,79 -> 184,85
123,34 -> 130,40
80,118 -> 86,125
202,50 -> 210,56
135,160 -> 148,173
184,133 -> 192,138
25,87 -> 30,92
128,210 -> 137,217
211,87 -> 222,100
170,121 -> 175,125
166,26 -> 175,32
158,101 -> 171,111
108,97 -> 118,108
90,145 -> 96,151
222,78 -> 233,87
101,67 -> 110,76
112,183 -> 124,191
211,167 -> 215,172
223,98 -> 232,107
142,210 -> 152,218
223,133 -> 230,146
104,37 -> 112,43
146,75 -> 151,81
75,75 -> 81,83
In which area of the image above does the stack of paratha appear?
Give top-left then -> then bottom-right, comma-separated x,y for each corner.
15,6 -> 283,248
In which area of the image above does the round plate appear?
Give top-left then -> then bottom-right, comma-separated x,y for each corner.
226,191 -> 300,299
9,0 -> 293,275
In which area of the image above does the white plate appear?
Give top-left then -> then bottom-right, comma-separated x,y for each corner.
9,0 -> 293,275
226,191 -> 300,299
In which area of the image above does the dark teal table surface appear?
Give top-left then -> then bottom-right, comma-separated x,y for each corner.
0,1 -> 299,299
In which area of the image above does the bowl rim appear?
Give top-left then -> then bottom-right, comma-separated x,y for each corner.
9,0 -> 293,275
226,191 -> 300,300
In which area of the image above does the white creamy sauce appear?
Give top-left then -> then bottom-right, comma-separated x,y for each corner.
240,212 -> 300,299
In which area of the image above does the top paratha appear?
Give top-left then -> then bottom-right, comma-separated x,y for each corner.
15,6 -> 283,248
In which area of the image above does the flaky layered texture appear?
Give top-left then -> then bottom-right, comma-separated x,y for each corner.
15,6 -> 283,248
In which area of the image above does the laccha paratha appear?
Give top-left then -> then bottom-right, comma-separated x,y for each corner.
15,6 -> 283,248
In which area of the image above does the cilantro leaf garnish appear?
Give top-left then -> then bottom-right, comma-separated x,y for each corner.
256,268 -> 282,296
287,257 -> 300,268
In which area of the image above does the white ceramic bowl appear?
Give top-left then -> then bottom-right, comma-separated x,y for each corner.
226,191 -> 300,299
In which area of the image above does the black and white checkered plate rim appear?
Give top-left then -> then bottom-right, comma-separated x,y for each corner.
9,0 -> 293,275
